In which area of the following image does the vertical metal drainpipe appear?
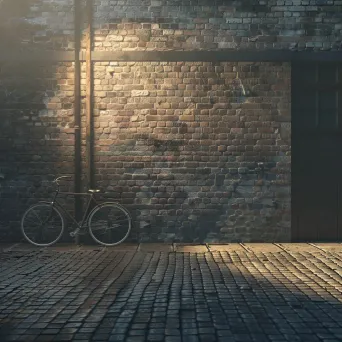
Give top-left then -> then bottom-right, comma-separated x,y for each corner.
86,0 -> 94,189
74,0 -> 82,228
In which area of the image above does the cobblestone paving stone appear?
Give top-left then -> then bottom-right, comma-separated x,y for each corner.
0,244 -> 342,342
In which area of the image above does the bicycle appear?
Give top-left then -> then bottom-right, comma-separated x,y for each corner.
21,176 -> 132,247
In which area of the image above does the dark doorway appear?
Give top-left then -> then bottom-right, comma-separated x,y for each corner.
292,62 -> 342,241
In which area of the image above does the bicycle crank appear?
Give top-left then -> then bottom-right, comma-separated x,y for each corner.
70,228 -> 80,237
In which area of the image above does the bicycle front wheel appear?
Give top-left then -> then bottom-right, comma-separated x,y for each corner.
21,202 -> 64,247
88,202 -> 132,246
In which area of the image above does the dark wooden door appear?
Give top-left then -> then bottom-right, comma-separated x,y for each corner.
292,62 -> 342,241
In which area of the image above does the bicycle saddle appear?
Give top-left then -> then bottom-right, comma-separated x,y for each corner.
88,189 -> 103,193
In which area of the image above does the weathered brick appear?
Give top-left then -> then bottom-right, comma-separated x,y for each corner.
90,62 -> 289,241
4,0 -> 340,243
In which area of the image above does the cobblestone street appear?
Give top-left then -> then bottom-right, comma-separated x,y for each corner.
0,243 -> 341,342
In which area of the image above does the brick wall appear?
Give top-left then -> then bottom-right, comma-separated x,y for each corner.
0,0 -> 341,242
0,62 -> 76,240
93,61 -> 291,242
0,0 -> 74,50
0,0 -> 77,240
93,0 -> 342,51
89,0 -> 339,242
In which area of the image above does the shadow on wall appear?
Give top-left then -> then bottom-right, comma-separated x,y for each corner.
93,0 -> 342,51
0,0 -> 38,49
0,0 -> 76,241
0,0 -> 74,50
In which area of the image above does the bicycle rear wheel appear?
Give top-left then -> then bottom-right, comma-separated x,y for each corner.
21,202 -> 64,247
88,202 -> 132,246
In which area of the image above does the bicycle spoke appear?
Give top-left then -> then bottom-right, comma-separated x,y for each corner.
89,203 -> 131,246
24,218 -> 41,226
31,210 -> 43,224
21,204 -> 64,247
111,217 -> 128,222
91,224 -> 125,232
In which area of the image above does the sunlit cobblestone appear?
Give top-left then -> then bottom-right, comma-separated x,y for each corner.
0,244 -> 341,341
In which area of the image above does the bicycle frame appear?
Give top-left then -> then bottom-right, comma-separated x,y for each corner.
21,176 -> 132,247
50,189 -> 101,235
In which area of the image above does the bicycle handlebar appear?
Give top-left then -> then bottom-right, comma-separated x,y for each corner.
54,176 -> 72,186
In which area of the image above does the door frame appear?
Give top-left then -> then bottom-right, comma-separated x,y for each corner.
291,61 -> 342,241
